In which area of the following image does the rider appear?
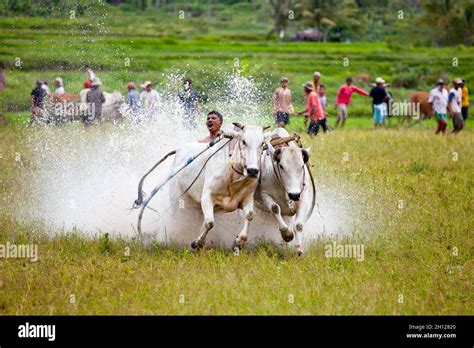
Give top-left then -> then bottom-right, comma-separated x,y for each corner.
199,110 -> 223,143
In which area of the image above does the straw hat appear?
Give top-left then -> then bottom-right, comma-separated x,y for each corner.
141,81 -> 153,89
375,77 -> 385,84
91,78 -> 101,86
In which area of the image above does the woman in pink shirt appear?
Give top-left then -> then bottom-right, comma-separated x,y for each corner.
335,77 -> 369,128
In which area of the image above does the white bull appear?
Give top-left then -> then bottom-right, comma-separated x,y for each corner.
257,128 -> 315,256
170,123 -> 268,252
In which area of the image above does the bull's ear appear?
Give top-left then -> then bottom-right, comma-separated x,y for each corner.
273,148 -> 282,162
262,124 -> 271,131
232,122 -> 245,130
302,147 -> 310,163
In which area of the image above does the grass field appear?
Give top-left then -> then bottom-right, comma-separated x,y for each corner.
0,6 -> 473,316
0,122 -> 472,315
1,13 -> 473,118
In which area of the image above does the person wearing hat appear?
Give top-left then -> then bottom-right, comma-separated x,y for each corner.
86,78 -> 106,125
126,82 -> 140,116
178,78 -> 200,129
312,71 -> 322,93
54,77 -> 65,94
79,80 -> 92,123
460,79 -> 469,121
140,81 -> 161,117
199,110 -> 223,143
29,79 -> 48,125
335,77 -> 369,128
369,77 -> 389,128
297,81 -> 327,136
448,78 -> 464,133
272,77 -> 293,128
428,79 -> 449,134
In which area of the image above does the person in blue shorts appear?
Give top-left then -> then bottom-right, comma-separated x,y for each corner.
369,77 -> 389,128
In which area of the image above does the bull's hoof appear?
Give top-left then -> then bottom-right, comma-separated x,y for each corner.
280,227 -> 294,242
191,240 -> 202,250
296,247 -> 304,257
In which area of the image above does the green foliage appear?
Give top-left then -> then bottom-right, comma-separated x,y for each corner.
0,0 -> 472,46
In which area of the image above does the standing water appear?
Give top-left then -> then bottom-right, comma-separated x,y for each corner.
10,69 -> 364,248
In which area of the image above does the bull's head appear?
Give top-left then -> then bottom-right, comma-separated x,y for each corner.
227,123 -> 269,178
267,143 -> 310,201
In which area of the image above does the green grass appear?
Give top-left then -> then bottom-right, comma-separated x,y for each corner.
0,8 -> 472,315
0,124 -> 472,315
1,14 -> 473,116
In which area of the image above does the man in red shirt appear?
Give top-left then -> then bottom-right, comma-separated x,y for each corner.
297,82 -> 328,137
334,77 -> 369,128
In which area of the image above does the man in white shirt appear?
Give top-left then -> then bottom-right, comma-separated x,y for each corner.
140,81 -> 160,118
54,77 -> 65,94
428,79 -> 449,134
448,78 -> 464,133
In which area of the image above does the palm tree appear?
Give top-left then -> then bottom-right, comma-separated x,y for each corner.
301,0 -> 360,42
267,0 -> 301,39
419,0 -> 473,46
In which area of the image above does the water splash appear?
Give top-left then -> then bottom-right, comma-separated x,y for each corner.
11,69 -> 364,247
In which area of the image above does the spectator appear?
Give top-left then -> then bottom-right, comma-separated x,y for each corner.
369,77 -> 389,128
140,81 -> 160,117
199,111 -> 223,143
272,77 -> 293,128
460,79 -> 469,121
428,79 -> 449,135
29,79 -> 48,125
54,77 -> 65,94
86,78 -> 106,125
311,71 -> 322,93
178,79 -> 200,129
448,78 -> 464,133
79,81 -> 92,123
335,77 -> 369,128
126,82 -> 141,116
297,81 -> 328,137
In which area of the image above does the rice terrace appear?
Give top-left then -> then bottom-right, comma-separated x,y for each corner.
0,0 -> 472,321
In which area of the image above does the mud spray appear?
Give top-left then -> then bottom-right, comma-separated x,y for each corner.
10,69 -> 381,249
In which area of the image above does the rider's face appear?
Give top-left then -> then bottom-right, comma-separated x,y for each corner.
206,114 -> 222,133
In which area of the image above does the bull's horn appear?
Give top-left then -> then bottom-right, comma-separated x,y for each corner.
262,124 -> 271,131
232,122 -> 245,130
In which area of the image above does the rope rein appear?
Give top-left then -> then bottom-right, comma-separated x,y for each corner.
133,150 -> 177,209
